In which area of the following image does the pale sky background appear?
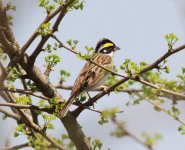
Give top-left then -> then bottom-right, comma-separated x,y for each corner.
0,0 -> 185,150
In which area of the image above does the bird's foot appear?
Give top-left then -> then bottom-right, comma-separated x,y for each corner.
100,85 -> 110,95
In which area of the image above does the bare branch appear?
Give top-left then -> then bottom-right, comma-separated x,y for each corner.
145,99 -> 185,126
140,44 -> 185,74
56,84 -> 142,93
73,102 -> 123,114
0,102 -> 51,113
0,87 -> 50,100
0,108 -> 21,121
1,143 -> 29,150
111,118 -> 154,150
0,62 -> 10,101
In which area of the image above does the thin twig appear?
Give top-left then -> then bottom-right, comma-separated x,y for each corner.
73,102 -> 123,114
56,84 -> 142,93
29,0 -> 76,64
111,117 -> 153,150
1,142 -> 29,150
0,102 -> 51,113
125,130 -> 153,150
145,99 -> 185,126
138,79 -> 185,101
0,88 -> 50,100
16,65 -> 39,124
0,108 -> 21,121
16,109 -> 66,150
1,90 -> 65,150
9,5 -> 68,68
140,44 -> 185,74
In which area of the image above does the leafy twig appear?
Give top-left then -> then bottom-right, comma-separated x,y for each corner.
51,35 -> 185,117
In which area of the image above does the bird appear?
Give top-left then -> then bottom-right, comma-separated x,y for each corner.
60,38 -> 120,117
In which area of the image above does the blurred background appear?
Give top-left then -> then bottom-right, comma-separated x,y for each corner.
0,0 -> 185,150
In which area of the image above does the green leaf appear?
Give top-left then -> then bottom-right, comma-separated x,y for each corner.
98,108 -> 121,125
38,22 -> 52,36
85,46 -> 94,53
76,52 -> 91,60
182,67 -> 185,74
54,0 -> 64,5
178,125 -> 184,131
164,66 -> 170,73
66,39 -> 79,49
14,132 -> 19,137
178,125 -> 185,135
16,96 -> 31,105
72,0 -> 85,10
45,54 -> 60,67
110,121 -> 126,137
7,67 -> 21,82
62,134 -> 69,140
6,1 -> 16,11
141,132 -> 162,147
73,40 -> 79,45
92,139 -> 103,149
165,33 -> 179,50
67,39 -> 72,46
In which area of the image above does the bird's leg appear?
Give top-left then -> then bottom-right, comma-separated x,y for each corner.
75,97 -> 81,104
99,85 -> 110,95
86,91 -> 96,108
86,91 -> 92,99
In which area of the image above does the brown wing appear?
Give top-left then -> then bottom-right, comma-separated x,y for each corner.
71,53 -> 112,95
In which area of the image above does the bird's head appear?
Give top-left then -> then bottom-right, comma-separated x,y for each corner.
95,38 -> 120,54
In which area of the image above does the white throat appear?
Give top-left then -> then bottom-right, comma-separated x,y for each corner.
107,51 -> 114,57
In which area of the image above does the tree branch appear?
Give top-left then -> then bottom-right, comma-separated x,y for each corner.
0,108 -> 21,121
16,108 -> 66,150
9,2 -> 74,69
111,118 -> 154,150
72,44 -> 185,117
0,102 -> 51,113
140,44 -> 185,74
61,114 -> 92,150
0,62 -> 10,101
0,87 -> 50,100
2,142 -> 29,150
51,35 -> 185,117
56,84 -> 142,93
0,2 -> 93,150
145,99 -> 185,126
29,0 -> 76,64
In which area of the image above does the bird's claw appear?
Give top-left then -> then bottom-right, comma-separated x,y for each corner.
100,86 -> 110,95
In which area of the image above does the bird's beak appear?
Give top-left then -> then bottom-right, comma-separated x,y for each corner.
114,46 -> 120,51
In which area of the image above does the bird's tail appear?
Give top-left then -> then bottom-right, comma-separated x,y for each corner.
60,94 -> 76,118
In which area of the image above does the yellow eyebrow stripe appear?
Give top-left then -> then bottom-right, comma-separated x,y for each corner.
102,43 -> 114,49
